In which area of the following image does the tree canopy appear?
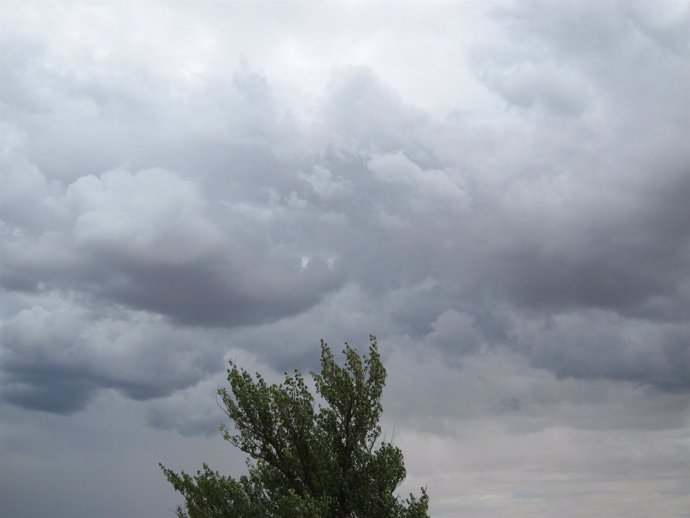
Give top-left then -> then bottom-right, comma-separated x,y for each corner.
160,335 -> 429,518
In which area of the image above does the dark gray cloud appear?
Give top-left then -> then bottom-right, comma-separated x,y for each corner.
0,141 -> 343,328
0,294 -> 228,413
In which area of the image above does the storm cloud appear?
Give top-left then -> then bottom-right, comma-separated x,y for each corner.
1,1 -> 689,517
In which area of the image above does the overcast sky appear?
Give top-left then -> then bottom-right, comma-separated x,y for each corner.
1,1 -> 690,517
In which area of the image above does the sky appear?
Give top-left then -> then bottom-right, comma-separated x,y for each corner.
1,0 -> 689,516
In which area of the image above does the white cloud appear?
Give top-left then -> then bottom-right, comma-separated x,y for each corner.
68,168 -> 224,264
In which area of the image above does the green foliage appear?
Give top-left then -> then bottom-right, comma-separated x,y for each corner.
160,335 -> 429,517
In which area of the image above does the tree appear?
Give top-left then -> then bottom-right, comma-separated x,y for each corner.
160,335 -> 429,518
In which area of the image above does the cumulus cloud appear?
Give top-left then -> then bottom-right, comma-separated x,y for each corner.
1,131 -> 343,328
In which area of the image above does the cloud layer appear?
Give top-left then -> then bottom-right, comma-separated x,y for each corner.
1,1 -> 689,517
